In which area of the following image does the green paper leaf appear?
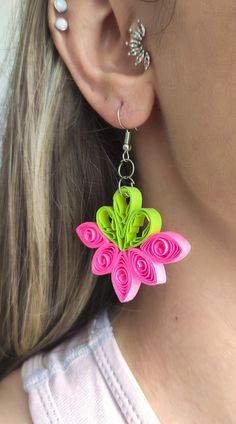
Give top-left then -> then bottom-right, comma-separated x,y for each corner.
96,186 -> 162,250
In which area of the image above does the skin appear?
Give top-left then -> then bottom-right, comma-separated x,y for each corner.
1,0 -> 236,422
0,369 -> 32,423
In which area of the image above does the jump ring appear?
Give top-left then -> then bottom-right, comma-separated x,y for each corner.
118,159 -> 135,179
118,177 -> 135,194
122,151 -> 130,161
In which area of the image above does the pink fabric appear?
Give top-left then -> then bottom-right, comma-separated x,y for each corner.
21,308 -> 161,424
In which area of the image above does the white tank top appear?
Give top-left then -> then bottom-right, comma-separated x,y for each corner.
21,307 -> 161,423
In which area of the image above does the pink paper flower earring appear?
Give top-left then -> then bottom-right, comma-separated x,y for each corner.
75,105 -> 191,303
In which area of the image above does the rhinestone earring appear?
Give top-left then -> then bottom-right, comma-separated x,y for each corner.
54,17 -> 69,31
125,19 -> 151,71
54,0 -> 69,31
54,0 -> 68,13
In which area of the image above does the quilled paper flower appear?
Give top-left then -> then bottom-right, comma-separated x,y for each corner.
76,186 -> 191,303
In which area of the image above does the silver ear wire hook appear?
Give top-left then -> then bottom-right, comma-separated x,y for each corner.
117,104 -> 138,132
116,104 -> 137,194
117,106 -> 127,130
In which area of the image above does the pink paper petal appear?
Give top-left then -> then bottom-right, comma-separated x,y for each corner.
152,262 -> 167,284
92,242 -> 119,275
127,248 -> 158,285
76,222 -> 107,248
140,231 -> 191,264
112,251 -> 141,303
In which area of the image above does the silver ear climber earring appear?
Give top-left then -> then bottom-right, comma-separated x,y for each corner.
54,0 -> 69,31
125,19 -> 151,71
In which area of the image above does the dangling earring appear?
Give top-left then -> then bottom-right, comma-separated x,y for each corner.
75,105 -> 191,303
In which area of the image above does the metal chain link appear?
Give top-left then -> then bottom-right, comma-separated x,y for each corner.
116,105 -> 138,195
118,129 -> 136,194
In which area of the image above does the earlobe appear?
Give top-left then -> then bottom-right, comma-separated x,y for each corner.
48,0 -> 156,129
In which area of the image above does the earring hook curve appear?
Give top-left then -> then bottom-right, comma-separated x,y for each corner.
117,104 -> 138,132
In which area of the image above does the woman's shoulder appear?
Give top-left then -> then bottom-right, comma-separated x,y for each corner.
20,307 -> 118,423
0,368 -> 32,423
21,307 -> 113,389
0,307 -> 161,424
0,307 -> 114,424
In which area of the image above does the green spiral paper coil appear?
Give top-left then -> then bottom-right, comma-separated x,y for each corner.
96,186 -> 162,250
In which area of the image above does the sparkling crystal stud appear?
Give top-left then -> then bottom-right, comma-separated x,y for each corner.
125,19 -> 151,71
54,17 -> 69,31
54,0 -> 68,13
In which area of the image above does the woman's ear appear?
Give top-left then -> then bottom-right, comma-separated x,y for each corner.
48,0 -> 156,128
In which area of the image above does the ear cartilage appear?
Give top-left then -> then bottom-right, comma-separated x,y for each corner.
54,0 -> 68,13
54,17 -> 69,31
125,19 -> 151,71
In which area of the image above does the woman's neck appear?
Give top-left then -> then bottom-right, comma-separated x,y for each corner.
111,116 -> 236,423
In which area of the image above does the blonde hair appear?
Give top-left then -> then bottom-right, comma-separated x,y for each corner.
0,0 -> 123,379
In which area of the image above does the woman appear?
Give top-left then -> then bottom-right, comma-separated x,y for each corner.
0,0 -> 235,422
